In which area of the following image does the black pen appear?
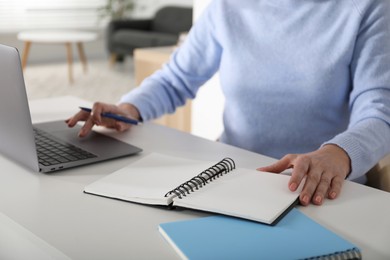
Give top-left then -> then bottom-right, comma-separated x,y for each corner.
79,107 -> 141,125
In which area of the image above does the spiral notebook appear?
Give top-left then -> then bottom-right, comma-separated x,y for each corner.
159,208 -> 361,260
84,153 -> 300,225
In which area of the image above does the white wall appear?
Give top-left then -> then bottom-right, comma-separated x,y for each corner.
0,0 -> 193,63
134,0 -> 192,18
191,0 -> 224,141
0,0 -> 193,33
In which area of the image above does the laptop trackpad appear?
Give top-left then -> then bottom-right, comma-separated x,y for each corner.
34,120 -> 141,158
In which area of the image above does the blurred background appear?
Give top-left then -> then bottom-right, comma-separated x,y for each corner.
0,0 -> 223,141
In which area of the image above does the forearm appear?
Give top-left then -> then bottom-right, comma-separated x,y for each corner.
119,1 -> 222,121
119,64 -> 197,121
340,0 -> 390,181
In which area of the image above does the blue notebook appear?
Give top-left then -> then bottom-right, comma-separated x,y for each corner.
159,208 -> 361,260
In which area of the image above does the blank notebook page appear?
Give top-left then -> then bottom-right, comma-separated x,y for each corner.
84,153 -> 213,205
174,168 -> 299,224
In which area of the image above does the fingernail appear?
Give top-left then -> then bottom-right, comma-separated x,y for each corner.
315,195 -> 322,204
329,191 -> 337,199
289,182 -> 297,191
302,195 -> 310,204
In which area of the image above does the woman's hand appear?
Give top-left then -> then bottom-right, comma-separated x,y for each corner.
258,144 -> 351,206
65,102 -> 141,137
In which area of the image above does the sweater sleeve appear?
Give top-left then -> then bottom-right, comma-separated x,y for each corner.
324,0 -> 390,180
119,1 -> 222,121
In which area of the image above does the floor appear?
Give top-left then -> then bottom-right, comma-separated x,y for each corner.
24,58 -> 136,104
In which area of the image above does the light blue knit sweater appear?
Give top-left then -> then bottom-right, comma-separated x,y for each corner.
120,0 -> 390,181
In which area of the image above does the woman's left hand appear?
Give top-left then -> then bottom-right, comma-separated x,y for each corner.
258,144 -> 351,206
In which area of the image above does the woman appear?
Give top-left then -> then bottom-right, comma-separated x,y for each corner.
67,0 -> 390,206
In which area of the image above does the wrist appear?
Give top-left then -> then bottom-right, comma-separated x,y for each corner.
118,103 -> 141,121
323,144 -> 351,178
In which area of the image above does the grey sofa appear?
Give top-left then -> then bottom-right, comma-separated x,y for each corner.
107,6 -> 193,62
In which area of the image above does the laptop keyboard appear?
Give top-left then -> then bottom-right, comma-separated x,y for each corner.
33,128 -> 97,166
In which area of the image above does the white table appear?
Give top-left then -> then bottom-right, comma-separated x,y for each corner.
1,96 -> 390,259
17,30 -> 97,83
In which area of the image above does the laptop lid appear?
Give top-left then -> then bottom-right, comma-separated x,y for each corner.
0,44 -> 40,171
0,44 -> 142,172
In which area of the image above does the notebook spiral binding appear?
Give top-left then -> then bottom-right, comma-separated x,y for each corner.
164,158 -> 236,199
303,247 -> 361,260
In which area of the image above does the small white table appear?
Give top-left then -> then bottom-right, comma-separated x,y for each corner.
17,30 -> 97,84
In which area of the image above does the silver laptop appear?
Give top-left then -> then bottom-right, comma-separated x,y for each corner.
0,44 -> 142,173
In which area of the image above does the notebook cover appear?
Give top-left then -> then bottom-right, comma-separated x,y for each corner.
159,208 -> 361,260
